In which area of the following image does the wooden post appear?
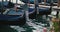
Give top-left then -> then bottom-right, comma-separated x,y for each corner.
15,0 -> 18,11
1,0 -> 4,14
57,0 -> 60,7
34,0 -> 38,19
44,0 -> 46,5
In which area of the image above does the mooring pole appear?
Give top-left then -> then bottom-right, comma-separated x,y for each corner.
44,0 -> 46,5
1,0 -> 4,14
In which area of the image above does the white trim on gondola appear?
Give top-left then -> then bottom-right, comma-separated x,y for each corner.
28,4 -> 50,8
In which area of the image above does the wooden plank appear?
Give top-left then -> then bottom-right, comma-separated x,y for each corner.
57,0 -> 60,7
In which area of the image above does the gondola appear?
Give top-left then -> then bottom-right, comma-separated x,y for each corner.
0,0 -> 26,26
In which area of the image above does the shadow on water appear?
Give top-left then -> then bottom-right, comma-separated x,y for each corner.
0,26 -> 17,32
